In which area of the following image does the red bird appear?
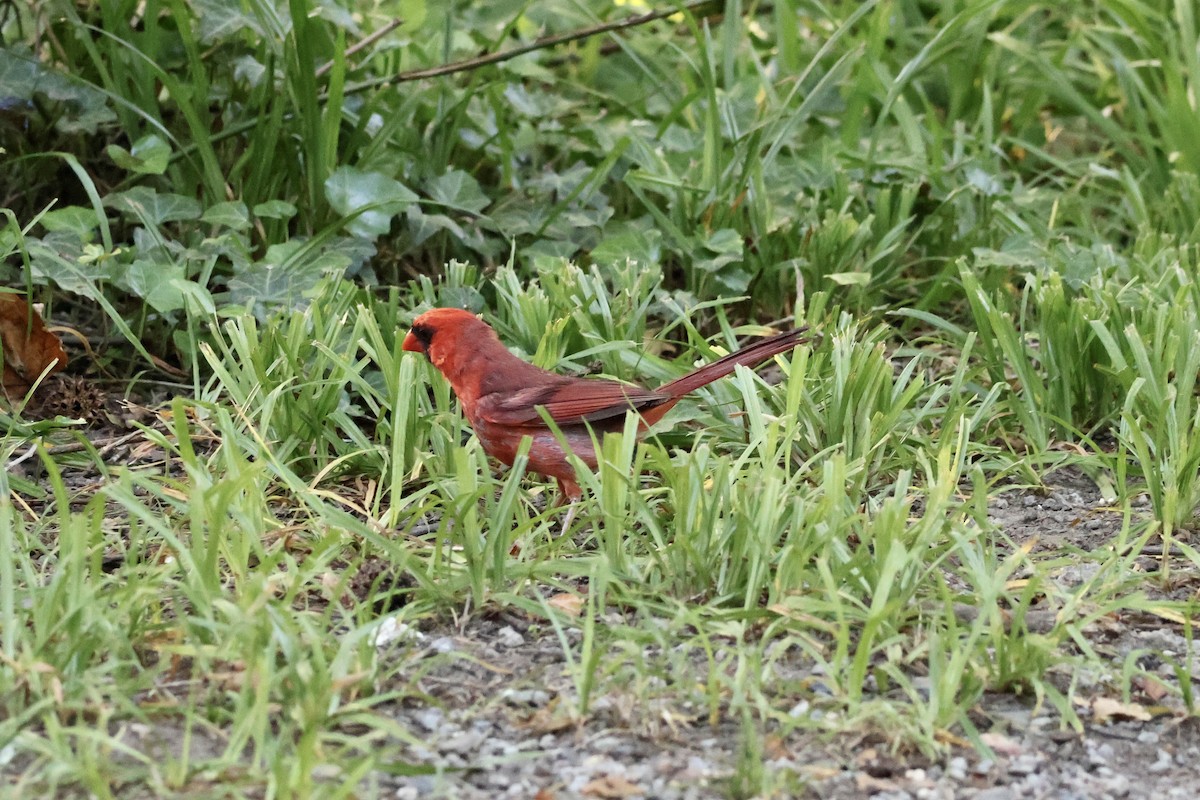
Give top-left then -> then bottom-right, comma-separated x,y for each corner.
403,308 -> 810,525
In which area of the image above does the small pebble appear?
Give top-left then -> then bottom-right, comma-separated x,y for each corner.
496,626 -> 525,648
430,636 -> 456,653
1149,748 -> 1174,773
413,707 -> 443,732
1087,741 -> 1114,767
971,789 -> 1014,800
440,729 -> 486,754
500,688 -> 549,706
372,616 -> 423,648
1111,774 -> 1133,793
1009,753 -> 1041,775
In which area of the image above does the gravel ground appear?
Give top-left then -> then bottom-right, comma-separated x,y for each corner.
358,469 -> 1200,799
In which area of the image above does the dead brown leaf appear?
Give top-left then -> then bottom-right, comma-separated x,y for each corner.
764,733 -> 789,760
934,728 -> 971,747
580,774 -> 644,798
1090,696 -> 1151,723
547,592 -> 584,617
517,697 -> 577,735
0,293 -> 68,398
854,773 -> 901,793
799,764 -> 841,781
979,731 -> 1024,758
1133,674 -> 1170,703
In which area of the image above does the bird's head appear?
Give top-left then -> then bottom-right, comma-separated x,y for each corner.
402,307 -> 493,373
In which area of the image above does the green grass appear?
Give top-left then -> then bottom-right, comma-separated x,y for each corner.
4,0 -> 1200,796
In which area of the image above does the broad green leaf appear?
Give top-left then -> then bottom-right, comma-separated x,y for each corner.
227,241 -> 351,316
192,0 -> 267,44
828,272 -> 871,286
966,167 -> 1003,196
592,222 -> 663,268
39,206 -> 101,237
105,187 -> 201,226
202,201 -> 252,230
427,169 -> 490,214
0,47 -> 114,133
253,200 -> 298,220
325,166 -> 417,238
107,134 -> 170,175
694,228 -> 744,273
123,259 -> 212,314
704,228 -> 744,255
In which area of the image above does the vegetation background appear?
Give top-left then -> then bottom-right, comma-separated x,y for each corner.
3,0 -> 1200,797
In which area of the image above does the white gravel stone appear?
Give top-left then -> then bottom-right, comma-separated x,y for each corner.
496,626 -> 525,648
414,707 -> 443,732
430,636 -> 456,653
1148,748 -> 1174,773
440,729 -> 486,754
500,688 -> 549,706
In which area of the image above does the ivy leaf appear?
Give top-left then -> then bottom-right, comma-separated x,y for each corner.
427,169 -> 490,214
124,259 -> 213,314
107,134 -> 170,175
827,272 -> 871,286
325,166 -> 417,238
202,201 -> 251,231
592,219 -> 662,268
694,228 -> 744,273
227,241 -> 351,317
0,47 -> 114,134
39,206 -> 101,238
105,187 -> 201,226
966,167 -> 1004,196
253,200 -> 298,221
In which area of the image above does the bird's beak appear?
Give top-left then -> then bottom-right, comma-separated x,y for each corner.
402,330 -> 423,353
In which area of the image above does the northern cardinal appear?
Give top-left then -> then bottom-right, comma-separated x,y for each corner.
403,308 -> 810,527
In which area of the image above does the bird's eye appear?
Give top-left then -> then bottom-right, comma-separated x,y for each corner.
411,323 -> 434,347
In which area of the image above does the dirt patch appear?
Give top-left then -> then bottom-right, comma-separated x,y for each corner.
353,470 -> 1200,799
360,625 -> 1200,800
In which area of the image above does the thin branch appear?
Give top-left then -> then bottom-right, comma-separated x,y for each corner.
317,18 -> 405,78
345,0 -> 725,94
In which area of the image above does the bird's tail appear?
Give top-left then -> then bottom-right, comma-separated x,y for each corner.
656,326 -> 813,398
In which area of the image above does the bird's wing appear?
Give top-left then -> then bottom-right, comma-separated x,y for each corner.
476,379 -> 671,427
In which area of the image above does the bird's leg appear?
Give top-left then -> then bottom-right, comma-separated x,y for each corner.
559,503 -> 578,536
554,478 -> 583,534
